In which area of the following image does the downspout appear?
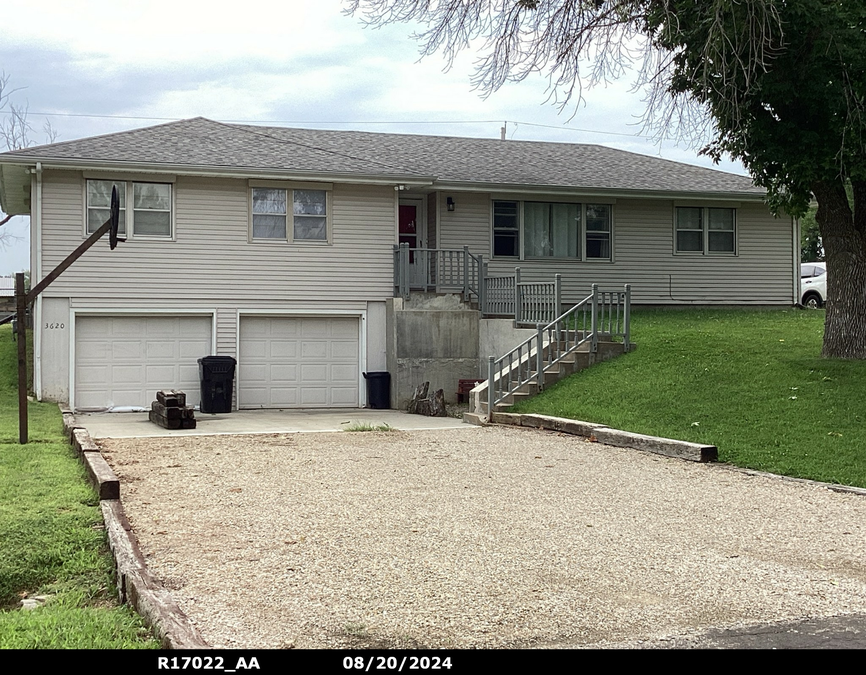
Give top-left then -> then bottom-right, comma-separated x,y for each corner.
32,162 -> 43,400
793,215 -> 801,305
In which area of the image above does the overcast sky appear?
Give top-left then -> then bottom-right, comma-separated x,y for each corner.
0,0 -> 748,276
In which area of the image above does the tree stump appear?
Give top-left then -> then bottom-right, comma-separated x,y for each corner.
407,381 -> 447,417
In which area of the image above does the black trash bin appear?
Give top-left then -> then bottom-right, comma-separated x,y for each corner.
363,371 -> 391,409
198,355 -> 237,414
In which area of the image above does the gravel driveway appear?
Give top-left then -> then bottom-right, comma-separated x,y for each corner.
99,426 -> 866,649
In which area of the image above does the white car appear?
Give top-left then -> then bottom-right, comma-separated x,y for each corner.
800,262 -> 827,309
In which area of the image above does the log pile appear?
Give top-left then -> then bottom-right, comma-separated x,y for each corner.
406,381 -> 447,417
149,390 -> 197,429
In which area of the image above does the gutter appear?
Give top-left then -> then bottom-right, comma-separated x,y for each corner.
0,156 -> 764,200
432,181 -> 766,203
0,156 -> 436,189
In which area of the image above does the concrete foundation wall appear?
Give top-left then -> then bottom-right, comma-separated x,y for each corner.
386,296 -> 481,409
478,319 -> 536,378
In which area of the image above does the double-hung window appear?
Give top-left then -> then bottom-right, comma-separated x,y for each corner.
493,201 -> 519,256
251,187 -> 329,242
493,200 -> 613,261
86,179 -> 173,238
675,206 -> 736,254
585,205 -> 612,259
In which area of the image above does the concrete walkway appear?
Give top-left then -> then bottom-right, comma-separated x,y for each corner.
76,408 -> 471,439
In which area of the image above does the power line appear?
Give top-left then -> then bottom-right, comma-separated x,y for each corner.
0,109 -> 652,139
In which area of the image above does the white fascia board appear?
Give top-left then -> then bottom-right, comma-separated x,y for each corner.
0,156 -> 436,188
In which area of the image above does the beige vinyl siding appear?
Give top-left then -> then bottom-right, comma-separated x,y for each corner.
37,171 -> 397,303
437,192 -> 491,253
216,308 -> 237,356
440,196 -> 794,305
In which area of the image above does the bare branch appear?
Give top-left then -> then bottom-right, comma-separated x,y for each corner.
0,71 -> 58,232
345,1 -> 788,145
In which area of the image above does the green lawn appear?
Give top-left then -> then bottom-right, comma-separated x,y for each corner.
512,308 -> 866,488
0,324 -> 158,648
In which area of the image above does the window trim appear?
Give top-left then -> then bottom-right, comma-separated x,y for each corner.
248,181 -> 333,245
84,178 -> 175,240
674,205 -> 737,256
490,198 -> 615,263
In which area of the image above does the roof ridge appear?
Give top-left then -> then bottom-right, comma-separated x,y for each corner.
215,120 -> 424,176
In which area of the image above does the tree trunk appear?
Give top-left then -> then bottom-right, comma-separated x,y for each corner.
812,180 -> 866,358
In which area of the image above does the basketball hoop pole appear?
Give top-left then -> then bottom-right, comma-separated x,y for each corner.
16,186 -> 120,444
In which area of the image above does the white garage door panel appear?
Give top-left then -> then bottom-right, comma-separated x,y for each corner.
239,316 -> 360,408
75,316 -> 212,411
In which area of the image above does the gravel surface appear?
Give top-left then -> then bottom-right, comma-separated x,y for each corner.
99,426 -> 866,649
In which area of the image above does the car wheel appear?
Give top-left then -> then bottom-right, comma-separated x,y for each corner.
803,293 -> 822,309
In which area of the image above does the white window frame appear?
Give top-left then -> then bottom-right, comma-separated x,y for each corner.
491,198 -> 615,262
674,205 -> 737,255
249,181 -> 333,244
84,178 -> 175,240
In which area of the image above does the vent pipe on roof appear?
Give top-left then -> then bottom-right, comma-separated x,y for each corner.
500,122 -> 506,141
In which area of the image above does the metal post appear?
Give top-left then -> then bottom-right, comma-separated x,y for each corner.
536,323 -> 545,393
16,273 -> 28,444
624,284 -> 632,353
488,356 -> 495,422
591,283 -> 599,353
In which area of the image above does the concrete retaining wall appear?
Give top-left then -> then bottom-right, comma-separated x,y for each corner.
386,296 -> 481,408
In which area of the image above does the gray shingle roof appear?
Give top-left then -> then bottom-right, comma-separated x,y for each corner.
0,117 -> 762,196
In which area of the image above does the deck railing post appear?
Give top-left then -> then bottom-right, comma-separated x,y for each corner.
393,244 -> 400,297
400,243 -> 411,300
536,323 -> 545,393
480,261 -> 489,315
554,274 -> 562,339
488,356 -> 495,421
624,283 -> 632,353
591,283 -> 599,353
514,267 -> 522,324
463,246 -> 470,300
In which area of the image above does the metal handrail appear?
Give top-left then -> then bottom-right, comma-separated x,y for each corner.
484,284 -> 631,418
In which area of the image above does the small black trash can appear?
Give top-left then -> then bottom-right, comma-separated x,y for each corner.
363,371 -> 391,409
198,355 -> 237,414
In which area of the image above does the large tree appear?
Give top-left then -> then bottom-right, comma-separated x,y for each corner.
347,0 -> 866,358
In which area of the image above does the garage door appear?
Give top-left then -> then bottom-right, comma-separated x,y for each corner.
75,315 -> 212,411
239,316 -> 360,408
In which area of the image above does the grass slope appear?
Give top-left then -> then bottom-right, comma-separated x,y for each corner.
0,324 -> 158,648
513,308 -> 866,488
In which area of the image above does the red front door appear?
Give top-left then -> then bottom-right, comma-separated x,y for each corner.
399,204 -> 418,262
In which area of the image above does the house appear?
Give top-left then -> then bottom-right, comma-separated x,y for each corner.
0,117 -> 797,412
0,276 -> 15,313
